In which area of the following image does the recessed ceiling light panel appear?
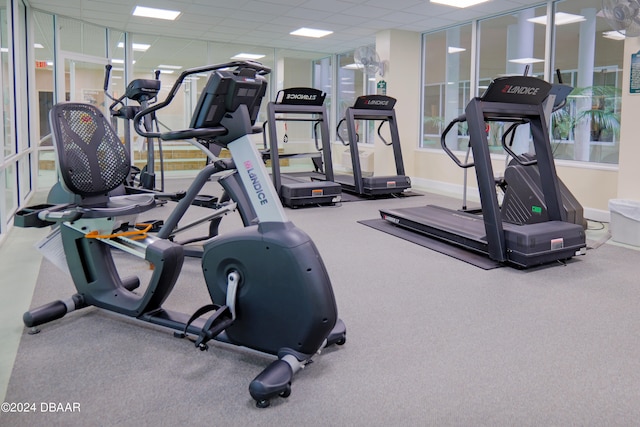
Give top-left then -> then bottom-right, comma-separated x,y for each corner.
117,42 -> 151,52
430,0 -> 489,8
527,12 -> 586,26
290,27 -> 333,38
231,53 -> 266,60
133,6 -> 181,21
508,57 -> 545,64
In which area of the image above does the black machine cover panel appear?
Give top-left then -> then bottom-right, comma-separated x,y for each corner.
481,76 -> 552,105
353,95 -> 396,110
276,87 -> 326,106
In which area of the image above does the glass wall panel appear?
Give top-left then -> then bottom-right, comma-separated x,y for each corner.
14,0 -> 28,154
420,0 -> 625,167
58,17 -> 106,56
422,24 -> 472,150
1,5 -> 13,159
4,163 -> 15,217
33,11 -> 54,143
106,29 -> 125,99
314,56 -> 332,108
130,34 -> 210,159
271,49 -> 329,150
478,5 -> 548,155
336,50 -> 367,145
18,154 -> 31,201
552,0 -> 623,164
33,11 -> 56,189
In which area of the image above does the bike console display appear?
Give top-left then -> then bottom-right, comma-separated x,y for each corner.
125,79 -> 161,102
190,68 -> 268,129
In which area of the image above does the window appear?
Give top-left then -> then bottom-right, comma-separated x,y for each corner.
422,24 -> 472,150
33,11 -> 56,190
552,0 -> 623,164
420,0 -> 625,166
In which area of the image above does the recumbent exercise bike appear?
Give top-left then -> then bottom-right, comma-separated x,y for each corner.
15,61 -> 346,408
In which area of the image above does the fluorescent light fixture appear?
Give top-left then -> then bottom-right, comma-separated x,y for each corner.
231,53 -> 265,60
603,30 -> 626,40
527,12 -> 586,26
117,42 -> 151,52
157,69 -> 174,74
34,43 -> 44,49
290,27 -> 333,38
1,47 -> 8,53
430,0 -> 489,8
157,64 -> 182,70
448,46 -> 466,54
133,6 -> 181,21
508,57 -> 545,64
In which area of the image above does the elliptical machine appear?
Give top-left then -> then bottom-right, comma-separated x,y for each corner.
104,64 -> 164,191
15,61 -> 346,408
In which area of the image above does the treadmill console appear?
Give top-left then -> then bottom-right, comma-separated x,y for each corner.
276,87 -> 326,106
546,83 -> 574,109
353,95 -> 396,110
481,76 -> 552,105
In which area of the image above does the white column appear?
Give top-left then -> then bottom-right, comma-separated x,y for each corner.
506,9 -> 535,155
574,8 -> 597,162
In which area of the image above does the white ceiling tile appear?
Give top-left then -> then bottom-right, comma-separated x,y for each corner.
27,0 -> 575,58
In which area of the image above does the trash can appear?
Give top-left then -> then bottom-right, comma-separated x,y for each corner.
609,199 -> 640,247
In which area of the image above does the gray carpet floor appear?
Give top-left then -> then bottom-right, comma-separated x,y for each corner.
2,183 -> 640,426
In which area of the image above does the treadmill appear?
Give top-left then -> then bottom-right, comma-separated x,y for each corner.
380,75 -> 586,268
262,87 -> 342,207
335,95 -> 411,197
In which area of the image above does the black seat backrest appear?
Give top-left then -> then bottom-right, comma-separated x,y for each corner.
49,102 -> 131,198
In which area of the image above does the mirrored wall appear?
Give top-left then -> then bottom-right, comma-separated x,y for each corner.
30,9 -> 337,193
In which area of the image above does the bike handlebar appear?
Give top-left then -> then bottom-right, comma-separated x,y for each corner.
133,61 -> 271,140
104,64 -> 112,91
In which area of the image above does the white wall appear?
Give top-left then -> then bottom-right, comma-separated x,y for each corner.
618,37 -> 640,201
375,30 -> 422,177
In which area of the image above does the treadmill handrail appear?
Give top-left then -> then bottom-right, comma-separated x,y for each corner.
501,121 -> 538,167
377,121 -> 392,146
336,118 -> 350,146
441,114 -> 474,169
